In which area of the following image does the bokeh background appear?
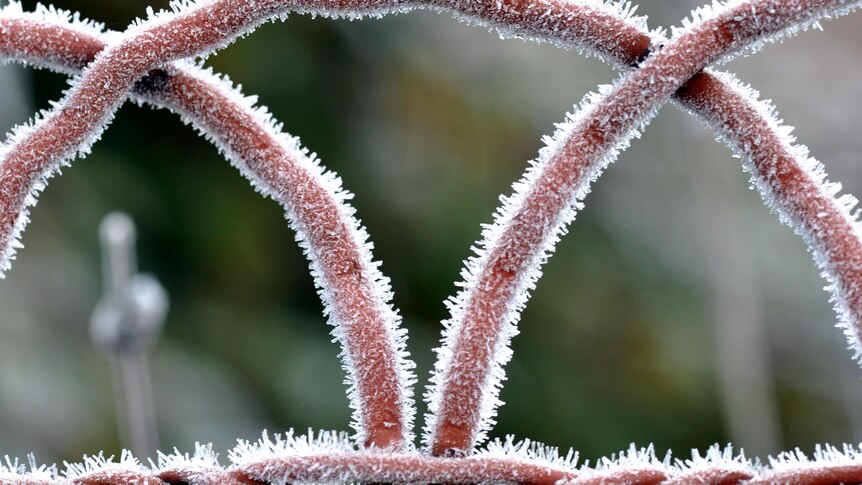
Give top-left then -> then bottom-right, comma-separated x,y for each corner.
1,0 -> 862,468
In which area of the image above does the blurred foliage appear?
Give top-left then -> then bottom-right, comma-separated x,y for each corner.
1,0 -> 862,468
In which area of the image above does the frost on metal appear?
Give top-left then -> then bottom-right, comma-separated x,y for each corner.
3,0 -> 862,482
227,430 -> 584,484
153,444 -> 228,485
62,451 -> 150,481
430,0 -> 659,65
0,4 -> 415,450
0,0 -> 109,277
144,63 -> 418,449
673,0 -> 862,66
478,435 -> 579,469
421,77 -> 657,455
755,444 -> 862,483
675,68 -> 862,362
0,2 -> 105,74
7,438 -> 862,484
424,0 -> 862,456
0,0 -> 387,279
0,455 -> 57,484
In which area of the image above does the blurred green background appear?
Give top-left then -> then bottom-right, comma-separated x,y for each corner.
1,0 -> 862,468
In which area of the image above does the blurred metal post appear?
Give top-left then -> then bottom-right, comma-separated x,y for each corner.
90,212 -> 168,459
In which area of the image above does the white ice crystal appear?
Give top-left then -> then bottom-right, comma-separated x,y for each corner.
152,443 -> 226,484
669,444 -> 753,482
0,455 -> 58,484
478,435 -> 579,470
229,429 -> 357,466
62,450 -> 146,479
